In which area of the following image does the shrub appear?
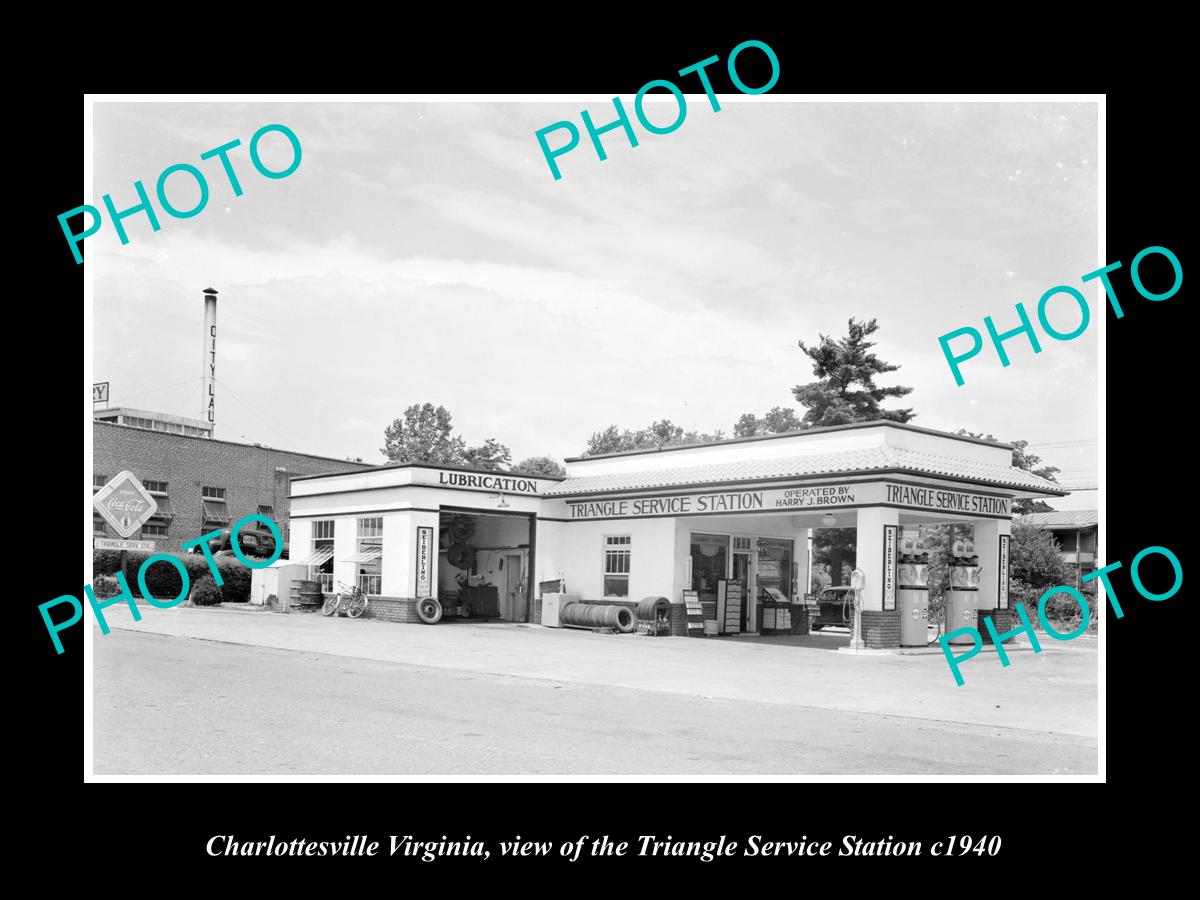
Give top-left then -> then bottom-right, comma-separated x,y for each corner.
92,550 -> 259,602
1011,577 -> 1098,634
217,558 -> 252,603
190,575 -> 223,606
92,574 -> 120,599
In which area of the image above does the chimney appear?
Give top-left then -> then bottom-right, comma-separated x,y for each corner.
202,287 -> 218,435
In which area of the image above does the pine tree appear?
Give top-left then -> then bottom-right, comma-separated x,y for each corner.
793,318 -> 914,426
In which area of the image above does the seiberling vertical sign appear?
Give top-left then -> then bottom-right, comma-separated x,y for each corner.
415,526 -> 433,599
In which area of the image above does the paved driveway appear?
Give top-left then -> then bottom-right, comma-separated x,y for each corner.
91,604 -> 1098,744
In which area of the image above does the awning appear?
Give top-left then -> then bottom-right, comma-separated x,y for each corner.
343,547 -> 383,563
149,496 -> 175,520
294,546 -> 335,567
202,498 -> 231,524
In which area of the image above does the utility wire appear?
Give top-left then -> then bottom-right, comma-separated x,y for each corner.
212,376 -> 323,456
101,376 -> 203,407
1026,439 -> 1099,449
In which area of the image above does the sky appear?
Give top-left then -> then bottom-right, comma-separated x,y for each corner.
89,99 -> 1099,509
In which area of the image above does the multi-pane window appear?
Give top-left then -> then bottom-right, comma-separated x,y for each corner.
310,520 -> 335,592
201,486 -> 231,527
354,517 -> 383,595
603,535 -> 631,598
93,474 -> 108,491
139,478 -> 174,533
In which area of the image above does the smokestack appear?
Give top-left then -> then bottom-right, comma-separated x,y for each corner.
202,287 -> 218,435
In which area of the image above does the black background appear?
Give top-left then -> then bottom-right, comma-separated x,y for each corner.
23,19 -> 1186,884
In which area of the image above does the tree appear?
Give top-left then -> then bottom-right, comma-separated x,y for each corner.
1009,520 -> 1075,589
514,456 -> 567,478
582,420 -> 724,456
793,318 -> 914,427
733,407 -> 802,437
956,430 -> 1061,515
461,438 -> 512,472
810,527 -> 856,588
381,403 -> 467,465
646,419 -> 684,447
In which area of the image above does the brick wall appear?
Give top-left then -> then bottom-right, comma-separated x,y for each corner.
978,608 -> 1016,643
860,609 -> 901,649
365,597 -> 422,624
93,421 -> 373,551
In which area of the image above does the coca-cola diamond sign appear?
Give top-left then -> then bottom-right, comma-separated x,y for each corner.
93,470 -> 157,538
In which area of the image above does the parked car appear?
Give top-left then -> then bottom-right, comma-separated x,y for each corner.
809,586 -> 854,631
190,523 -> 288,560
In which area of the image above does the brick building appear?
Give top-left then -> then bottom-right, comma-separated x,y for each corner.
93,418 -> 376,550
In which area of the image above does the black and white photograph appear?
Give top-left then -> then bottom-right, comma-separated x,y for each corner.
79,92 -> 1107,781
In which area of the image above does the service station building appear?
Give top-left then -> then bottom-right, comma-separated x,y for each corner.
288,421 -> 1063,648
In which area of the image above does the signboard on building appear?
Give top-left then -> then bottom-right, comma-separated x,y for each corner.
92,382 -> 109,403
561,480 -> 1011,521
433,470 -> 541,494
94,537 -> 156,552
415,526 -> 433,598
883,483 -> 1010,517
882,524 -> 898,611
998,534 -> 1011,609
92,470 -> 157,538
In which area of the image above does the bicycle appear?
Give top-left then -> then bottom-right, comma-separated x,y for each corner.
322,580 -> 369,619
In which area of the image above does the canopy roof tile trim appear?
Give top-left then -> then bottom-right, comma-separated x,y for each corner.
544,446 -> 1065,497
1017,510 -> 1098,528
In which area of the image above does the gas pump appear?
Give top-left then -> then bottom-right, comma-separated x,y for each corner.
897,530 -> 931,647
943,533 -> 982,645
845,569 -> 866,651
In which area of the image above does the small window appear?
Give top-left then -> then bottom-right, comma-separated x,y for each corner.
201,487 -> 230,526
732,536 -> 752,552
142,521 -> 169,536
308,520 -> 336,591
354,517 -> 383,595
93,474 -> 108,492
142,479 -> 168,494
93,514 -> 106,536
603,535 -> 631,598
257,504 -> 274,520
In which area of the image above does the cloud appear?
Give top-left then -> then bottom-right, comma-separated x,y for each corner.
90,99 -> 1099,467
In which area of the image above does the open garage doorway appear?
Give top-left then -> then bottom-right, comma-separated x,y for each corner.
438,506 -> 534,622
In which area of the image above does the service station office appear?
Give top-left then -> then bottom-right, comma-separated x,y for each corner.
288,421 -> 1063,647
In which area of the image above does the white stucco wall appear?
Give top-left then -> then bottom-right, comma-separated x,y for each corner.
539,517 -> 676,602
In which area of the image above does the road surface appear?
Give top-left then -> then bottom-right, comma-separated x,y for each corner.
93,630 -> 1096,775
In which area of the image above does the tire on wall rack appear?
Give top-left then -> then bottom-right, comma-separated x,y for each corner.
417,597 -> 443,624
449,516 -> 475,541
447,543 -> 474,570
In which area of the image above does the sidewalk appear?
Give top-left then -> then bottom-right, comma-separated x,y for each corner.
95,604 -> 1099,739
